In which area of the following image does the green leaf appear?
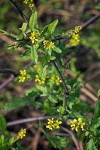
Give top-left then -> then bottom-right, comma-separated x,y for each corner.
42,65 -> 48,77
48,19 -> 58,35
0,135 -> 5,147
50,56 -> 56,60
20,23 -> 27,32
94,100 -> 100,119
41,25 -> 49,35
53,46 -> 62,53
48,95 -> 58,103
57,106 -> 65,115
9,137 -> 15,145
97,89 -> 100,97
31,46 -> 38,64
48,48 -> 52,56
47,135 -> 67,149
4,96 -> 37,110
36,85 -> 47,95
86,138 -> 97,150
0,115 -> 7,135
95,5 -> 100,10
29,11 -> 38,31
44,102 -> 52,114
26,87 -> 38,96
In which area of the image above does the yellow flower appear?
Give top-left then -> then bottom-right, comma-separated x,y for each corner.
29,32 -> 39,44
74,26 -> 82,33
20,70 -> 26,76
17,129 -> 26,139
46,118 -> 62,130
54,119 -> 62,129
23,0 -> 28,4
46,118 -> 54,130
23,0 -> 34,9
18,76 -> 26,83
34,65 -> 42,72
65,26 -> 81,47
50,75 -> 62,85
29,3 -> 34,9
43,40 -> 55,49
35,75 -> 46,85
67,26 -> 82,37
70,118 -> 85,132
66,33 -> 80,47
18,70 -> 30,83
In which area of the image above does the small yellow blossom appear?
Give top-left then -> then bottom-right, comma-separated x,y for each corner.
34,65 -> 42,72
53,119 -> 62,129
66,33 -> 80,47
18,76 -> 26,83
46,118 -> 62,130
43,40 -> 55,49
35,74 -> 46,85
70,118 -> 85,132
23,0 -> 34,9
67,26 -> 82,37
46,118 -> 54,130
17,129 -> 26,139
65,26 -> 81,47
29,32 -> 39,44
74,26 -> 82,33
20,70 -> 27,76
51,75 -> 62,85
18,70 -> 30,83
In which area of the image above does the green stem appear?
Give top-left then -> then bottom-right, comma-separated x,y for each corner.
51,60 -> 69,109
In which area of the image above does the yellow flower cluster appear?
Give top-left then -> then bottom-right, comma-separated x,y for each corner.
43,40 -> 55,49
17,129 -> 26,139
35,75 -> 46,84
29,32 -> 40,44
70,118 -> 85,132
51,75 -> 62,85
46,118 -> 62,130
18,70 -> 30,83
69,33 -> 80,46
66,26 -> 81,47
23,0 -> 34,9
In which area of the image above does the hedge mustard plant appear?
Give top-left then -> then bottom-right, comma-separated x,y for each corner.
1,2 -> 100,149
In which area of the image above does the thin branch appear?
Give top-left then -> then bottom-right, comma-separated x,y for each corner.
7,116 -> 57,127
0,75 -> 14,90
62,13 -> 100,43
61,126 -> 81,150
0,69 -> 19,77
51,60 -> 69,108
9,0 -> 28,23
81,13 -> 100,30
0,62 -> 34,90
